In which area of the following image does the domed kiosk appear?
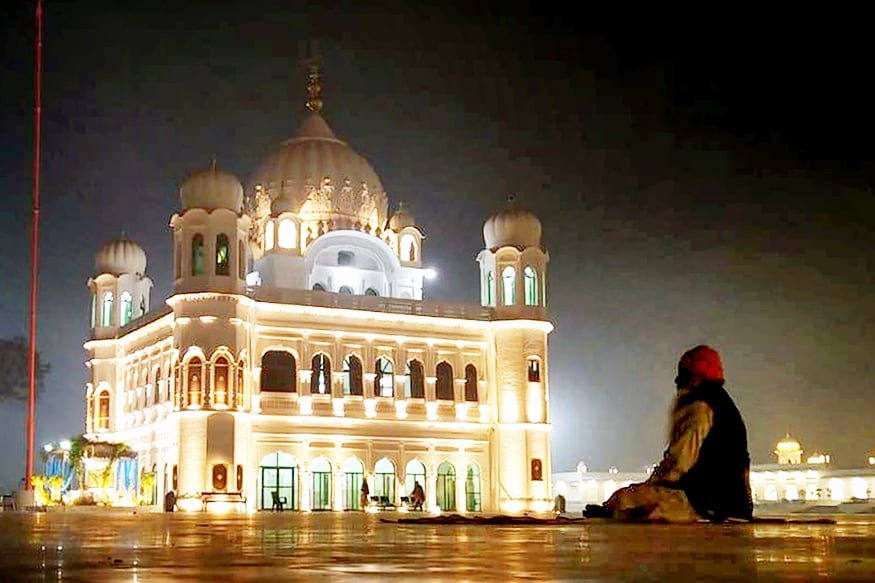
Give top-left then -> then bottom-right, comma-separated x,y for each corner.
478,197 -> 549,320
87,236 -> 153,339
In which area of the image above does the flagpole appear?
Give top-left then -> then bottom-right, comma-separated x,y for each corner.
26,0 -> 44,491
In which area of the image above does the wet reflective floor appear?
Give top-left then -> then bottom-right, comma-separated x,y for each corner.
0,511 -> 873,581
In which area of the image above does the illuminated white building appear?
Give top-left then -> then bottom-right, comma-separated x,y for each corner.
553,437 -> 875,513
82,78 -> 553,513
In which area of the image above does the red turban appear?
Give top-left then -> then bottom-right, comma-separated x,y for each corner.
677,345 -> 724,384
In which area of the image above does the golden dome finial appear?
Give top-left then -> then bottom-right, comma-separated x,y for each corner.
306,56 -> 323,113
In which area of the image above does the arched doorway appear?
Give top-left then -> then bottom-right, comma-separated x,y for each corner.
311,457 -> 332,511
465,463 -> 482,511
405,459 -> 426,500
342,457 -> 365,510
374,457 -> 396,505
437,461 -> 456,511
259,452 -> 298,510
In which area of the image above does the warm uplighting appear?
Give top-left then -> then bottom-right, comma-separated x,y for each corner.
176,497 -> 203,512
868,456 -> 875,466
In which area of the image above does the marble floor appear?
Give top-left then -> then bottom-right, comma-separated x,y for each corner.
0,510 -> 873,581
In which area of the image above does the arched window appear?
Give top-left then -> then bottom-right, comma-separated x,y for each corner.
339,286 -> 354,295
464,364 -> 478,401
120,291 -> 133,326
278,219 -> 297,249
187,357 -> 203,407
502,266 -> 516,305
527,358 -> 541,382
311,353 -> 331,394
406,360 -> 425,399
465,464 -> 482,512
192,234 -> 205,275
436,361 -> 454,400
342,355 -> 363,396
375,358 -> 394,397
216,234 -> 230,275
153,368 -> 162,405
214,356 -> 229,406
312,283 -> 326,291
437,461 -> 456,511
365,288 -> 379,296
486,272 -> 494,306
374,457 -> 396,503
400,234 -> 416,262
97,391 -> 110,430
238,240 -> 246,279
101,292 -> 114,326
524,266 -> 538,305
260,351 -> 296,393
236,360 -> 245,408
264,221 -> 275,251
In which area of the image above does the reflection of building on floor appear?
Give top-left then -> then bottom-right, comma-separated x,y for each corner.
553,438 -> 875,513
80,73 -> 554,513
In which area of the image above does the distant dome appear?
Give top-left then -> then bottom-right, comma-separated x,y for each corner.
388,205 -> 416,230
483,204 -> 542,249
179,163 -> 244,213
95,237 -> 147,276
249,111 -> 388,228
775,434 -> 802,454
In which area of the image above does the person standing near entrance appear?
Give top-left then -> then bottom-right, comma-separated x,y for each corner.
164,489 -> 176,512
360,478 -> 370,511
596,345 -> 753,522
411,480 -> 425,511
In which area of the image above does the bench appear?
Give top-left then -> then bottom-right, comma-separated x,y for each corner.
201,491 -> 247,512
369,495 -> 395,510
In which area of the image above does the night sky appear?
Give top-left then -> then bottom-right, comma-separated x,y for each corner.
1,2 -> 874,491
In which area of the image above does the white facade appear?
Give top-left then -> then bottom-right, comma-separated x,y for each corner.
83,94 -> 554,513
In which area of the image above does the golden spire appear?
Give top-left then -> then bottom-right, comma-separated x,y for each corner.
306,56 -> 323,113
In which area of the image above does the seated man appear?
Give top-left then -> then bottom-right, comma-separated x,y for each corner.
593,345 -> 753,523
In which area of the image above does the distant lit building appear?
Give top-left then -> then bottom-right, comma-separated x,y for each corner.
82,76 -> 553,513
774,433 -> 803,465
553,436 -> 875,512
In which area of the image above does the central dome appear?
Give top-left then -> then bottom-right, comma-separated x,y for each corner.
249,112 -> 388,229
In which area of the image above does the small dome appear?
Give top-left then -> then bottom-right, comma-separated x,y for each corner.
388,205 -> 416,230
270,191 -> 297,215
483,204 -> 542,249
95,237 -> 147,276
179,162 -> 244,213
775,434 -> 802,453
